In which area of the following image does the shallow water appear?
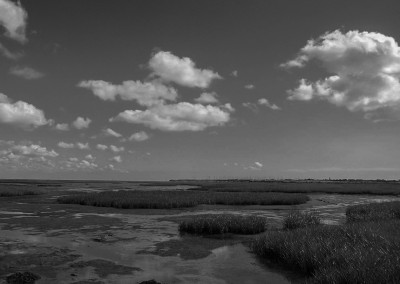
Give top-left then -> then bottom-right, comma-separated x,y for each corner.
0,187 -> 399,283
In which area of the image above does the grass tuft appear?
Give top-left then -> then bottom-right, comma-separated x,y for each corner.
346,201 -> 400,222
57,190 -> 309,209
179,214 -> 267,235
252,201 -> 400,283
283,211 -> 321,230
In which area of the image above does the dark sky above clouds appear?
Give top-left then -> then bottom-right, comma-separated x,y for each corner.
1,0 -> 400,180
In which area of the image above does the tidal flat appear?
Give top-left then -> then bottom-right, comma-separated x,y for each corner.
0,180 -> 399,284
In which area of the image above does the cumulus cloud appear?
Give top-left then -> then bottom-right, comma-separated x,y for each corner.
283,30 -> 400,118
0,0 -> 27,43
73,116 -> 91,129
57,142 -> 74,149
110,145 -> 124,153
254,162 -> 263,168
13,144 -> 58,157
85,154 -> 94,160
0,141 -> 59,170
78,80 -> 177,107
111,155 -> 122,163
129,131 -> 149,142
0,141 -> 58,158
0,93 -> 49,129
195,92 -> 219,104
149,51 -> 222,88
76,142 -> 89,150
62,158 -> 98,170
242,102 -> 258,112
96,144 -> 108,151
257,98 -> 281,110
111,102 -> 232,132
55,123 -> 69,131
9,66 -> 44,80
231,70 -> 238,77
244,84 -> 255,90
103,128 -> 122,138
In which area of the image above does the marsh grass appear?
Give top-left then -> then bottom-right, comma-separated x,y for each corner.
252,201 -> 400,283
283,211 -> 320,230
148,180 -> 400,195
179,214 -> 267,235
0,188 -> 41,197
346,201 -> 400,222
57,190 -> 309,209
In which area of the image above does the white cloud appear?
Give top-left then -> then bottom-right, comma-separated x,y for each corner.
129,131 -> 149,142
257,98 -> 281,110
76,142 -> 89,150
231,70 -> 238,77
55,123 -> 69,131
63,158 -> 98,170
0,93 -> 49,129
58,142 -> 74,149
283,30 -> 400,118
255,162 -> 263,168
73,116 -> 91,129
78,80 -> 177,107
287,79 -> 314,101
9,66 -> 44,80
111,155 -> 122,163
242,102 -> 258,112
148,51 -> 222,88
0,0 -> 27,43
110,145 -> 124,153
13,144 -> 58,158
96,144 -> 108,151
103,128 -> 122,138
195,92 -> 219,104
0,141 -> 58,158
244,84 -> 255,90
85,154 -> 94,160
111,102 -> 232,132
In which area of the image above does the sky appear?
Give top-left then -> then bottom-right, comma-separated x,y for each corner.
1,0 -> 400,180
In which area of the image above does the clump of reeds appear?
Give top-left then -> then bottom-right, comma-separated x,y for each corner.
57,190 -> 309,209
179,214 -> 267,235
283,210 -> 321,230
346,201 -> 400,222
251,201 -> 400,283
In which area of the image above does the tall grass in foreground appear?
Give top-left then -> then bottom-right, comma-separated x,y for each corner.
179,214 -> 267,235
252,202 -> 400,283
57,190 -> 308,209
252,221 -> 400,283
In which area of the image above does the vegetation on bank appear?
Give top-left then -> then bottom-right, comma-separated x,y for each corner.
57,190 -> 309,209
179,214 -> 267,235
252,202 -> 400,283
346,201 -> 400,222
283,211 -> 320,230
0,188 -> 41,197
145,180 -> 400,195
